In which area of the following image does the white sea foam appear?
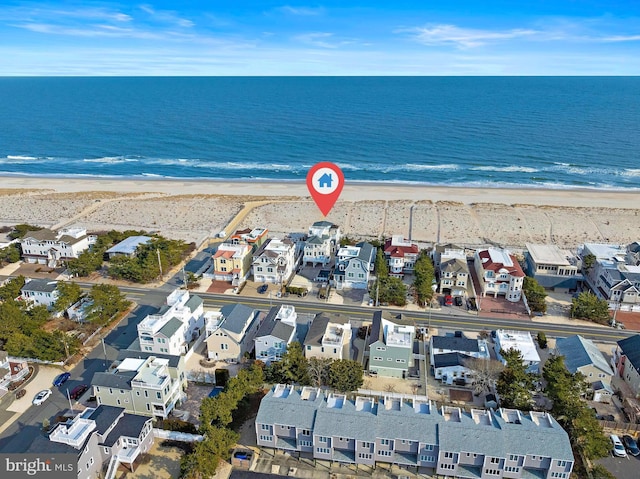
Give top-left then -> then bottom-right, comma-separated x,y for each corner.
472,165 -> 539,173
6,155 -> 38,161
83,157 -> 139,164
620,169 -> 640,177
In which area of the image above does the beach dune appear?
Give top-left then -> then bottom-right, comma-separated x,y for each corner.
0,176 -> 638,249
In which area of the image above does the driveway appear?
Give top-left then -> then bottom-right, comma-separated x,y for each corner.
597,453 -> 639,479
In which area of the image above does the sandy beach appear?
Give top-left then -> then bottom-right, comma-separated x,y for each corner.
1,176 -> 639,250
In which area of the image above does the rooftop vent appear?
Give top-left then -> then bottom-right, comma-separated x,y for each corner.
300,386 -> 318,401
327,393 -> 345,409
355,396 -> 374,412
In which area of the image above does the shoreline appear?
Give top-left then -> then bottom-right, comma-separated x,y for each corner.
1,175 -> 639,208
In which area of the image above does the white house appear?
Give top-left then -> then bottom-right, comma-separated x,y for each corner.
524,243 -> 582,292
20,227 -> 94,267
474,248 -> 525,302
309,221 -> 341,247
494,329 -> 541,373
383,235 -> 419,278
20,279 -> 60,310
333,242 -> 376,290
136,289 -> 206,356
430,334 -> 491,384
254,305 -> 298,364
303,235 -> 332,267
253,238 -> 297,284
303,312 -> 352,360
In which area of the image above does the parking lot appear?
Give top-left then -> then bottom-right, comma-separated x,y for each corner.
597,453 -> 639,479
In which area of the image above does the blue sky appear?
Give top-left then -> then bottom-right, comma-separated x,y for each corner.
1,1 -> 639,75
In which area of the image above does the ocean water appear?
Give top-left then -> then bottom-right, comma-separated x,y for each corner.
0,76 -> 639,190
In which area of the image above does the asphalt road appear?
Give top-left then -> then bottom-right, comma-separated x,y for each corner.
0,278 -> 631,452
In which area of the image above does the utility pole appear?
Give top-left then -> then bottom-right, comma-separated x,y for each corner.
182,267 -> 187,289
156,248 -> 163,280
67,388 -> 73,412
102,337 -> 108,367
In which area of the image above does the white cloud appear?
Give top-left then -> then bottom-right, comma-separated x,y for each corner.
277,6 -> 324,16
401,24 -> 539,48
601,34 -> 640,42
294,32 -> 357,49
138,4 -> 194,28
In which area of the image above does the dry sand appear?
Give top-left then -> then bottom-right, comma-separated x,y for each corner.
1,176 -> 639,249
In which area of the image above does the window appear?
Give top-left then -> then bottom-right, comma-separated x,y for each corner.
441,464 -> 455,470
301,429 -> 311,436
90,457 -> 94,465
109,388 -> 113,394
490,457 -> 500,464
420,455 -> 435,462
116,399 -> 121,405
380,439 -> 390,446
396,359 -> 405,363
557,460 -> 567,467
361,441 -> 371,448
299,440 -> 312,447
144,390 -> 148,398
316,447 -> 331,454
505,466 -> 519,473
378,450 -> 392,457
221,344 -> 229,350
318,436 -> 328,443
424,445 -> 434,451
376,346 -> 386,351
104,447 -> 109,454
509,454 -> 518,462
259,435 -> 272,442
444,452 -> 454,459
373,357 -> 383,361
358,453 -> 372,459
485,470 -> 500,475
261,424 -> 270,431
156,392 -> 162,399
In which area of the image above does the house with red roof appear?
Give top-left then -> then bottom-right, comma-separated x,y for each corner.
473,248 -> 525,302
383,235 -> 419,278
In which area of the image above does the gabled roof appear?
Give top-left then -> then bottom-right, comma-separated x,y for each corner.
383,238 -> 419,257
368,311 -> 384,347
92,370 -> 136,390
185,294 -> 203,313
158,317 -> 184,339
441,257 -> 469,274
89,405 -> 125,435
21,279 -> 58,293
433,352 -> 473,369
431,335 -> 480,353
356,242 -> 375,263
312,221 -> 335,228
304,312 -> 349,347
618,335 -> 640,372
101,413 -> 151,447
23,229 -> 57,241
556,335 -> 613,376
256,306 -> 295,341
306,235 -> 326,245
220,303 -> 259,335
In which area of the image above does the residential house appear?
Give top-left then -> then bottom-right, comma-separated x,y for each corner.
581,243 -> 640,312
20,227 -> 94,267
93,351 -> 186,419
66,297 -> 94,322
253,238 -> 297,284
494,330 -> 541,374
205,303 -> 263,362
105,236 -> 152,259
524,243 -> 582,292
429,334 -> 490,384
136,289 -> 206,356
304,312 -> 351,360
474,248 -> 525,302
303,221 -> 341,267
612,335 -> 640,398
208,243 -> 253,284
19,278 -> 60,310
439,257 -> 470,297
228,227 -> 269,252
383,235 -> 419,278
256,384 -> 574,478
367,311 -> 415,378
333,242 -> 375,290
27,405 -> 154,479
555,335 -> 614,402
254,305 -> 298,364
0,351 -> 29,399
432,243 -> 465,271
627,242 -> 640,266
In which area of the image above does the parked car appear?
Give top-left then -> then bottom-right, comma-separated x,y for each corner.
257,284 -> 268,294
33,389 -> 52,406
611,434 -> 627,457
15,389 -> 26,400
69,384 -> 89,400
622,435 -> 640,456
454,296 -> 463,307
444,295 -> 453,306
53,372 -> 71,387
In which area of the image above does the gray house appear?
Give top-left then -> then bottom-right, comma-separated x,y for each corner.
27,405 -> 154,479
254,305 -> 297,364
333,242 -> 375,290
205,303 -> 263,362
367,311 -> 415,378
256,384 -> 574,478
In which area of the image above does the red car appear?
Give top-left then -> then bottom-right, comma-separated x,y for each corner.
70,384 -> 89,400
444,295 -> 453,306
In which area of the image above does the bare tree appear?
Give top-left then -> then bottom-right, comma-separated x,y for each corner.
307,357 -> 332,387
463,357 -> 505,396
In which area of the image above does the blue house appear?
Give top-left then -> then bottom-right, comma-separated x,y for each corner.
318,173 -> 333,188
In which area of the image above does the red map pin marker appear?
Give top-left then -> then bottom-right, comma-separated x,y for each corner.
306,162 -> 345,216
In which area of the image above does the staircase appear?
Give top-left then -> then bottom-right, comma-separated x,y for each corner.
104,455 -> 120,479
